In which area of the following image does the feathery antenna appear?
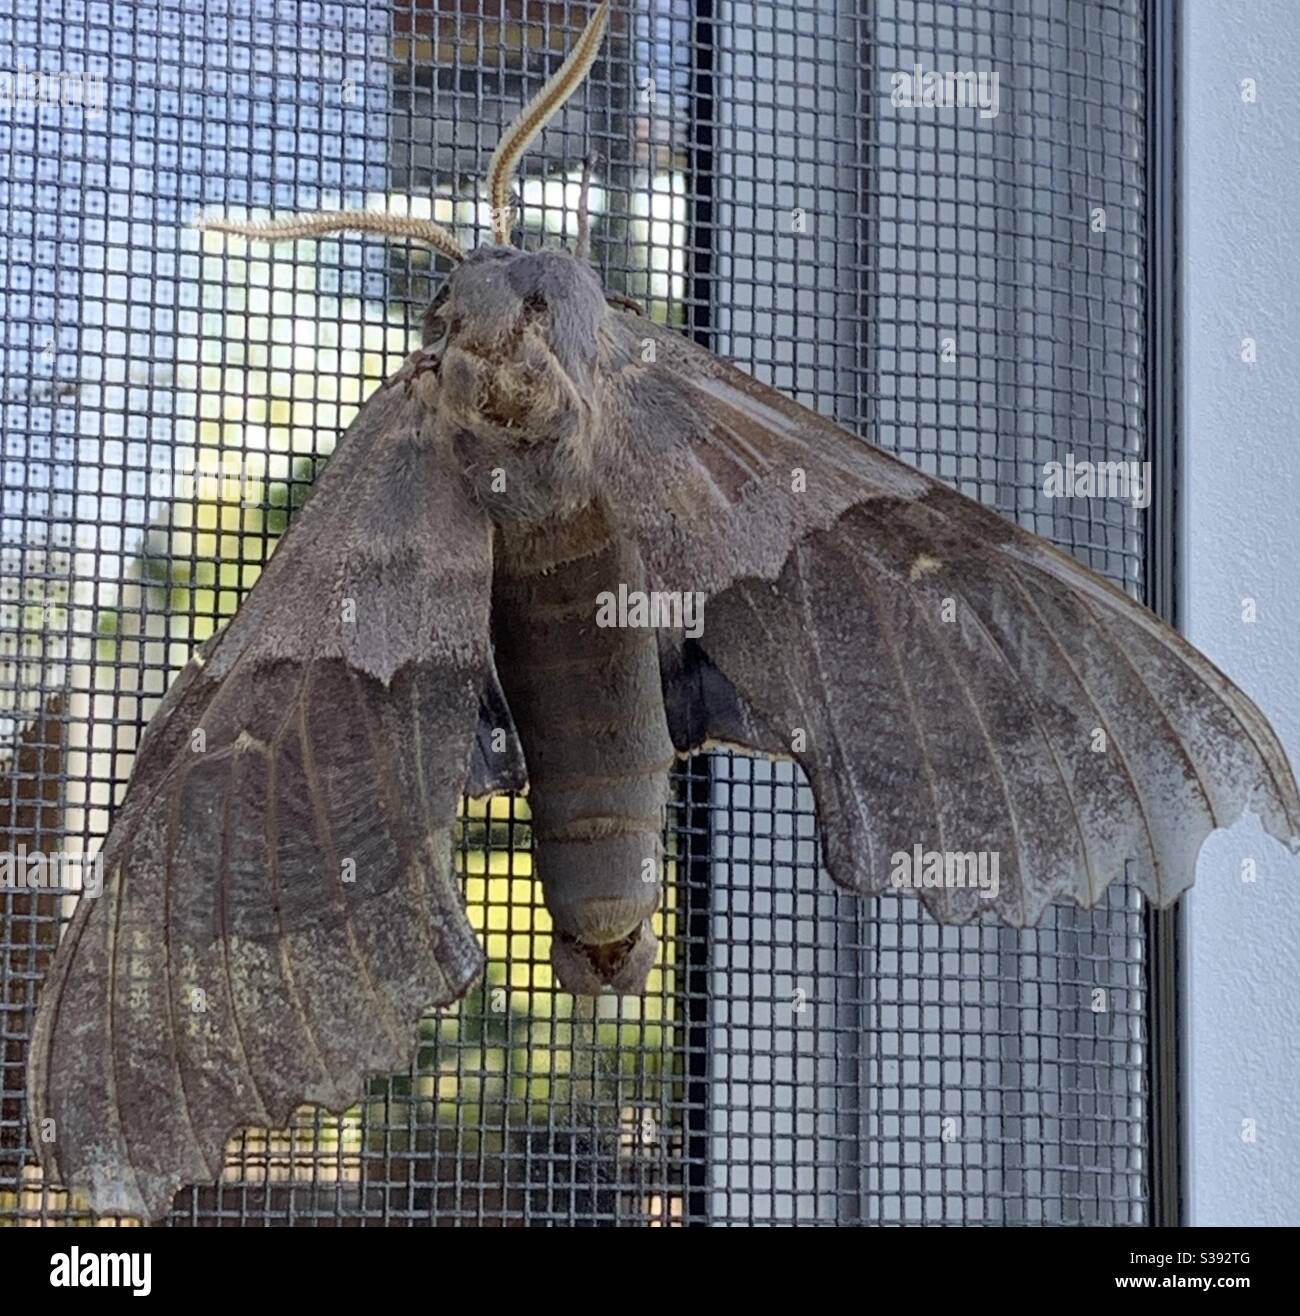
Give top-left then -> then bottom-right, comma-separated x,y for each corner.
198,210 -> 467,264
575,152 -> 599,261
486,2 -> 610,245
199,4 -> 610,258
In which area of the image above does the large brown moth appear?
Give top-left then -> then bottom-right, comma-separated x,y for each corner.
27,1 -> 1300,1220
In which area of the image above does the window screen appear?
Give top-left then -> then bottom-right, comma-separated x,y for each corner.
1,0 -> 1164,1226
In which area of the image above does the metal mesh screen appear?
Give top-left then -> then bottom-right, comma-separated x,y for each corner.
0,0 -> 1158,1225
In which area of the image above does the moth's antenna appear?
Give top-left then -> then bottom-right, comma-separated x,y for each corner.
198,210 -> 466,264
486,1 -> 610,246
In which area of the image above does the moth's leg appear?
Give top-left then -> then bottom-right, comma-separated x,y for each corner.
385,346 -> 442,403
605,293 -> 644,316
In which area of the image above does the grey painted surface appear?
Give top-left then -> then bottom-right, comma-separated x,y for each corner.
1184,0 -> 1300,1228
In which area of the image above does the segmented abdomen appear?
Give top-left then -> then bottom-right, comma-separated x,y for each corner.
492,503 -> 675,992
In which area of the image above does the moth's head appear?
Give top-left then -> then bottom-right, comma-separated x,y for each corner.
198,1 -> 614,458
427,245 -> 607,442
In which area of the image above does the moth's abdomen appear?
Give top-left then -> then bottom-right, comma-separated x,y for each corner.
492,504 -> 675,994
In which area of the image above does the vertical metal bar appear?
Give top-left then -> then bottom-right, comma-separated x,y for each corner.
848,0 -> 877,1225
1143,0 -> 1185,1230
681,0 -> 716,1229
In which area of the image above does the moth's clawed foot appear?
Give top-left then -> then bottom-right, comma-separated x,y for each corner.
551,921 -> 658,996
387,347 -> 442,402
604,292 -> 644,316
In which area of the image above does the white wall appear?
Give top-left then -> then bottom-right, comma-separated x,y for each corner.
1184,0 -> 1300,1227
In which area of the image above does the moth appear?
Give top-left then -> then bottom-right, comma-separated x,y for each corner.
28,1 -> 1299,1220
